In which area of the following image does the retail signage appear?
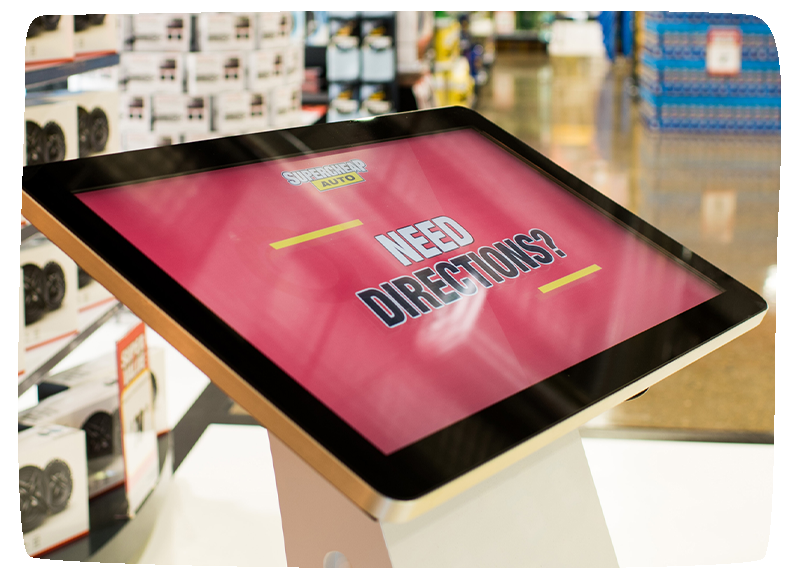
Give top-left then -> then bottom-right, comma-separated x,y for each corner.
116,322 -> 158,516
706,27 -> 742,76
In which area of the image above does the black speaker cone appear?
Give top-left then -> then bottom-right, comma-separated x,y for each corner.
22,263 -> 47,326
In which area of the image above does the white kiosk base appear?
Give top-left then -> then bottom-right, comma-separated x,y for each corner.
269,430 -> 618,567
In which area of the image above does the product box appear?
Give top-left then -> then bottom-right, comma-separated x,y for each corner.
182,132 -> 217,143
19,269 -> 26,377
37,343 -> 169,437
76,266 -> 116,314
47,91 -> 121,158
284,44 -> 305,84
360,83 -> 394,116
73,14 -> 118,56
26,15 -> 74,65
25,99 -> 79,166
119,94 -> 152,132
197,13 -> 257,51
121,130 -> 181,152
327,35 -> 361,81
247,49 -> 284,91
152,94 -> 211,133
21,236 -> 79,352
361,35 -> 396,83
255,12 -> 293,48
213,92 -> 258,134
21,375 -> 123,499
120,52 -> 184,94
19,424 -> 89,557
186,52 -> 246,94
269,85 -> 302,129
126,14 -> 191,52
328,82 -> 361,122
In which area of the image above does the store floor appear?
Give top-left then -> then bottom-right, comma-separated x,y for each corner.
473,53 -> 777,440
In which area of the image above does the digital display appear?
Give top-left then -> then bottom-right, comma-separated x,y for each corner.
78,129 -> 721,454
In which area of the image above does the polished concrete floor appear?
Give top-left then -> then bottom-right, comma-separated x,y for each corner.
474,53 -> 777,438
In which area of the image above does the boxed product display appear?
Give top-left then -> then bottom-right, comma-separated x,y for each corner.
48,91 -> 121,158
121,130 -> 181,151
119,94 -> 152,132
120,52 -> 185,94
24,99 -> 78,166
19,424 -> 89,557
327,33 -> 361,82
125,14 -> 191,52
38,347 -> 170,436
21,374 -> 123,499
246,49 -> 283,91
268,84 -> 301,129
360,83 -> 394,116
186,52 -> 246,94
361,18 -> 396,83
196,13 -> 257,52
73,14 -> 118,56
19,269 -> 26,377
26,15 -> 74,65
284,44 -> 304,84
21,236 -> 79,352
213,92 -> 264,134
255,12 -> 293,48
327,82 -> 361,122
76,266 -> 115,313
152,94 -> 211,133
638,12 -> 781,134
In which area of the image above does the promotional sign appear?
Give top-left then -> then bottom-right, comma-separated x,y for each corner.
80,129 -> 721,455
116,322 -> 158,516
707,27 -> 743,76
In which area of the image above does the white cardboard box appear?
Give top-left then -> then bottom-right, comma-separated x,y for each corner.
247,49 -> 283,91
26,15 -> 74,65
19,424 -> 89,556
121,130 -> 181,152
120,52 -> 184,94
268,85 -> 302,129
327,36 -> 361,81
21,236 -> 79,352
24,99 -> 79,165
74,14 -> 118,56
255,12 -> 293,48
186,52 -> 246,94
126,14 -> 191,52
197,13 -> 257,51
213,92 -> 254,134
19,269 -> 26,377
361,36 -> 396,83
48,91 -> 121,158
119,94 -> 152,132
152,94 -> 211,133
76,267 -> 116,314
20,377 -> 123,500
284,44 -> 305,84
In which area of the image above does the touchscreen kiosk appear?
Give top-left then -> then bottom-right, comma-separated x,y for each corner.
22,107 -> 767,523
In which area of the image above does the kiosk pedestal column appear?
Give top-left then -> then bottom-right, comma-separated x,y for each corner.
269,430 -> 618,567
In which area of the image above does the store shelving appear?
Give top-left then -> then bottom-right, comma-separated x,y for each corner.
25,53 -> 120,90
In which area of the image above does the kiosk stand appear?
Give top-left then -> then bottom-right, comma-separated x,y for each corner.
269,430 -> 618,568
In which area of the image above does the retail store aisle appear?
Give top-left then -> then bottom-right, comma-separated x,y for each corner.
136,423 -> 772,567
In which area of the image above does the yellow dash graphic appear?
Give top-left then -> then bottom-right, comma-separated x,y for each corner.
538,264 -> 602,294
270,219 -> 364,249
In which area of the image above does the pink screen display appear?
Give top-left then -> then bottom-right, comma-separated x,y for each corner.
79,129 -> 720,454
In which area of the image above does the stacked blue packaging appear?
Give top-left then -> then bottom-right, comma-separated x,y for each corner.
638,12 -> 780,133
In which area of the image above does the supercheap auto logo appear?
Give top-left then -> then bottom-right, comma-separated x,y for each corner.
281,159 -> 367,192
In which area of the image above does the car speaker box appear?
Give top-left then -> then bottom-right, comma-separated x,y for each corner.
18,424 -> 89,556
26,15 -> 74,65
24,99 -> 79,166
125,14 -> 191,52
120,52 -> 185,94
73,14 -> 118,56
186,52 -> 246,94
197,13 -> 257,52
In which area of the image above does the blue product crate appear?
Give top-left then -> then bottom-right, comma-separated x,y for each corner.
644,12 -> 766,26
639,87 -> 781,133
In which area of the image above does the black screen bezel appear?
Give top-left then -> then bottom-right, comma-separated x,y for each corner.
22,107 -> 767,501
